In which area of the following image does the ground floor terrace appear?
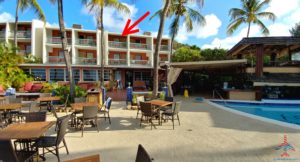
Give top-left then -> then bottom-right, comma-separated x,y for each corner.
39,96 -> 300,162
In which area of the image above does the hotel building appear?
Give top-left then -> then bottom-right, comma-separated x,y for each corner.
0,20 -> 171,89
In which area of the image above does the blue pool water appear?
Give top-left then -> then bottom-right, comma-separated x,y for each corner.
211,100 -> 300,126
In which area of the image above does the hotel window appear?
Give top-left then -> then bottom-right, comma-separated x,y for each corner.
50,69 -> 65,82
114,54 -> 120,60
59,50 -> 64,59
134,71 -> 151,81
135,39 -> 141,43
66,69 -> 80,83
87,52 -> 94,58
135,55 -> 142,60
83,69 -> 97,81
98,70 -> 111,81
31,69 -> 46,81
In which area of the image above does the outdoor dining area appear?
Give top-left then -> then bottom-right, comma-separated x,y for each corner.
0,92 -> 181,162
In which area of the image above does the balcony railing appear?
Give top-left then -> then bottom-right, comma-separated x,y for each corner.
130,59 -> 150,65
0,31 -> 5,38
75,57 -> 97,65
108,41 -> 127,48
108,59 -> 127,65
47,56 -> 65,64
159,58 -> 168,63
10,31 -> 31,38
76,39 -> 96,46
47,37 -> 72,45
154,45 -> 169,51
130,43 -> 150,50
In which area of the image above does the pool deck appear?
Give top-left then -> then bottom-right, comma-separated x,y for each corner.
45,96 -> 300,162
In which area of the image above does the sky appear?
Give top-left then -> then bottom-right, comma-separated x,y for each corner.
0,0 -> 299,49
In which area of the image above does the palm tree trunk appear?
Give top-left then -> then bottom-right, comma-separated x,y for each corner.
152,0 -> 171,98
57,0 -> 75,102
100,6 -> 105,87
246,22 -> 251,37
14,0 -> 20,47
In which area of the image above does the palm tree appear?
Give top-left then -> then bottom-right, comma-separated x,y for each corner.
151,0 -> 205,69
82,0 -> 130,87
152,0 -> 204,98
13,0 -> 45,46
50,0 -> 75,101
227,0 -> 276,37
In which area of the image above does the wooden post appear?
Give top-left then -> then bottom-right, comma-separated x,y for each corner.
255,44 -> 264,77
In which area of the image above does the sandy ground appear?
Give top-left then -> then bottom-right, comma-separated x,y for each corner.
43,96 -> 300,162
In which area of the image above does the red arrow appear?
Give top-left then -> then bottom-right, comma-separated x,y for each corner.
122,11 -> 150,36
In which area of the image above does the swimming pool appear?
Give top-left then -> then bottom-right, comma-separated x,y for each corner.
209,100 -> 300,129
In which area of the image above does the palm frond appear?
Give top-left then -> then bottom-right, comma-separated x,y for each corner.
228,8 -> 246,21
257,11 -> 276,22
257,0 -> 271,11
150,10 -> 163,20
227,17 -> 245,35
30,0 -> 46,22
187,7 -> 205,26
254,19 -> 270,35
183,11 -> 193,32
169,15 -> 180,38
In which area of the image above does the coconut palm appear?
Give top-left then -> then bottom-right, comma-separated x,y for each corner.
151,0 -> 204,98
13,0 -> 45,46
82,0 -> 130,87
50,0 -> 75,101
151,0 -> 205,67
227,0 -> 276,37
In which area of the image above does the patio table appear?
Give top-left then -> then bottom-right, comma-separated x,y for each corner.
0,121 -> 55,140
0,97 -> 5,104
146,100 -> 173,125
36,96 -> 61,112
0,103 -> 23,111
70,102 -> 101,112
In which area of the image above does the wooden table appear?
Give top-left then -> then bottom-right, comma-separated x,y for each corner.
0,103 -> 22,111
0,97 -> 5,104
147,100 -> 173,107
0,121 -> 55,140
36,96 -> 61,102
70,102 -> 101,111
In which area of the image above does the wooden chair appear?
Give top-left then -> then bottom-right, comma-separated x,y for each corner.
140,102 -> 159,130
77,106 -> 99,137
33,115 -> 70,162
0,139 -> 37,162
135,144 -> 153,162
64,154 -> 100,162
162,101 -> 181,130
136,96 -> 145,119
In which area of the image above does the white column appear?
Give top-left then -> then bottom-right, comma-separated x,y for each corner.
96,30 -> 100,65
104,32 -> 109,65
127,35 -> 130,66
71,29 -> 76,64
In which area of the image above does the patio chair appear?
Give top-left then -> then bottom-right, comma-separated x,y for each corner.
33,115 -> 70,162
162,101 -> 181,130
0,140 -> 37,162
56,94 -> 69,114
29,101 -> 40,112
77,106 -> 99,137
136,96 -> 145,119
6,96 -> 22,122
39,93 -> 51,112
135,144 -> 153,162
160,97 -> 174,112
140,102 -> 159,130
98,97 -> 112,124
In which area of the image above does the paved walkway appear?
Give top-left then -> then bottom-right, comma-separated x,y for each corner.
45,97 -> 300,162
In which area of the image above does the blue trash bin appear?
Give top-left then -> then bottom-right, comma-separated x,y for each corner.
162,86 -> 168,98
126,86 -> 133,105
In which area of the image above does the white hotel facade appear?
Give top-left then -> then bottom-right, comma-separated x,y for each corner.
0,20 -> 171,88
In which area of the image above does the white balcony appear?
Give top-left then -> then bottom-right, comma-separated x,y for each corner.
75,57 -> 97,65
130,43 -> 150,50
108,41 -> 127,49
154,45 -> 169,51
9,31 -> 31,39
108,59 -> 127,65
47,56 -> 65,64
76,39 -> 96,47
47,37 -> 72,45
130,59 -> 150,66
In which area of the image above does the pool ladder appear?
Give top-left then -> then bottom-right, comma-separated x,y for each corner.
212,89 -> 228,106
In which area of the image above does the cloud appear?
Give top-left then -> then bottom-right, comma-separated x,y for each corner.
151,31 -> 168,38
265,0 -> 299,18
81,3 -> 138,32
0,12 -> 14,22
175,14 -> 222,42
46,22 -> 59,27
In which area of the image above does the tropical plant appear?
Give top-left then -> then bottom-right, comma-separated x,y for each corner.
82,0 -> 130,87
290,22 -> 300,37
40,82 -> 60,93
172,46 -> 202,62
53,85 -> 87,103
151,0 -> 205,62
50,0 -> 75,102
227,0 -> 276,37
201,48 -> 229,61
0,43 -> 32,88
11,0 -> 45,46
23,54 -> 42,63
